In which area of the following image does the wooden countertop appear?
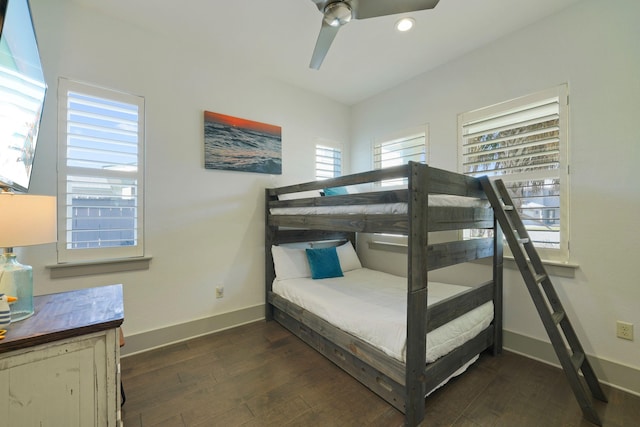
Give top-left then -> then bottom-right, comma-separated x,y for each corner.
0,284 -> 124,354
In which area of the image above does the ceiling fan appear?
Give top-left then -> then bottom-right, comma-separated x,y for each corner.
308,0 -> 441,70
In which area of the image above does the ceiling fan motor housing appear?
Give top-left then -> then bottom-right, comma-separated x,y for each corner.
324,2 -> 353,27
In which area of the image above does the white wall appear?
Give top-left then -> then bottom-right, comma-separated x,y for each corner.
18,0 -> 639,393
23,0 -> 350,337
351,0 -> 640,379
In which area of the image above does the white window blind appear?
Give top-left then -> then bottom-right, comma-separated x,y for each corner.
459,85 -> 568,261
372,128 -> 427,245
374,132 -> 426,187
57,78 -> 145,263
316,144 -> 342,180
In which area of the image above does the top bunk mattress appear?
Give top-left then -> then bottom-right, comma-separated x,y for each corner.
270,194 -> 488,215
272,268 -> 493,363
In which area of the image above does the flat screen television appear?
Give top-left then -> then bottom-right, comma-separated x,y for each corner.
0,0 -> 46,193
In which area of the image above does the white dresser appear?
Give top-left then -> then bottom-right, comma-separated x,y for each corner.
0,285 -> 124,427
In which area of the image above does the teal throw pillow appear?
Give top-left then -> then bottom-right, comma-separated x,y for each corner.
305,247 -> 344,279
323,186 -> 348,196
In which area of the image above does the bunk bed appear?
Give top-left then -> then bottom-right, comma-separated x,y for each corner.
264,162 -> 503,426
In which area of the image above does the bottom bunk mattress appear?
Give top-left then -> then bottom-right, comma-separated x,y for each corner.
272,267 -> 493,364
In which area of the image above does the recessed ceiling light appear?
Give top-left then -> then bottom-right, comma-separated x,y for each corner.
395,17 -> 415,32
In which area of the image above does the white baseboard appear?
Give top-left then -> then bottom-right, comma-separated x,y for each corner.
120,304 -> 265,357
504,330 -> 640,396
120,309 -> 640,398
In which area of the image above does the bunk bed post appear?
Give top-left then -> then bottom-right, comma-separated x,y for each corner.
347,231 -> 357,251
492,217 -> 504,355
265,188 -> 276,321
405,162 -> 428,426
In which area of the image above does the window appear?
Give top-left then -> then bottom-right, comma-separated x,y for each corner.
458,85 -> 569,261
315,144 -> 342,180
371,127 -> 427,245
374,129 -> 427,187
57,78 -> 145,263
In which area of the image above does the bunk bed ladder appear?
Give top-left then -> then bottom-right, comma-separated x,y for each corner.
479,177 -> 607,426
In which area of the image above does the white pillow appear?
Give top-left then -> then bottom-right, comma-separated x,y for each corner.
336,241 -> 362,272
277,190 -> 321,201
271,245 -> 311,280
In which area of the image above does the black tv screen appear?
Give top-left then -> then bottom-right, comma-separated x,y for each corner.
0,0 -> 46,192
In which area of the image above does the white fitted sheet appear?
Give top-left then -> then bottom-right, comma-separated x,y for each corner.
270,194 -> 488,215
272,268 -> 493,363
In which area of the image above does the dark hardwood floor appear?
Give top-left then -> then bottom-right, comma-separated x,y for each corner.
121,320 -> 639,426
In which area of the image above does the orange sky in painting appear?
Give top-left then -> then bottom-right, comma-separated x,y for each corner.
204,111 -> 281,137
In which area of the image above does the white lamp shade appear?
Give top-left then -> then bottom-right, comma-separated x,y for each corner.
0,193 -> 57,248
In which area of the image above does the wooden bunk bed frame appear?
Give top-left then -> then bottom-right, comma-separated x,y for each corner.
264,162 -> 503,426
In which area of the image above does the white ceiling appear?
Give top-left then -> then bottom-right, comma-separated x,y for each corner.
73,0 -> 582,105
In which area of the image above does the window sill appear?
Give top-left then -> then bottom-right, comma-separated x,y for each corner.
368,240 -> 578,278
368,240 -> 408,254
47,256 -> 152,279
492,256 -> 578,278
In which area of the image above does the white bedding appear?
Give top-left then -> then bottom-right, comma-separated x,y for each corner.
270,194 -> 488,215
272,267 -> 493,363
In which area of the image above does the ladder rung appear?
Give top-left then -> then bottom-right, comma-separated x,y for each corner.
552,310 -> 565,325
502,204 -> 514,211
571,351 -> 585,371
517,238 -> 530,244
535,274 -> 547,284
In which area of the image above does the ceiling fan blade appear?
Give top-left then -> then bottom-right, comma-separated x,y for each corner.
309,20 -> 340,70
354,0 -> 440,19
310,0 -> 332,13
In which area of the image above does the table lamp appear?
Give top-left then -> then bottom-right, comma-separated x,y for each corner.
0,192 -> 56,322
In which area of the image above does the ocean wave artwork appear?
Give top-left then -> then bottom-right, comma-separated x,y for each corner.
204,111 -> 282,175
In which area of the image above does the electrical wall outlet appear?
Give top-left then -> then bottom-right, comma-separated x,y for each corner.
616,321 -> 633,341
215,285 -> 224,299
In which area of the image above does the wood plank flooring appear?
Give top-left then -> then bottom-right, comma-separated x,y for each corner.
121,320 -> 639,426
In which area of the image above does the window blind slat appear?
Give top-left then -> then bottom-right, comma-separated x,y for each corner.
69,136 -> 138,152
463,123 -> 559,151
68,147 -> 138,159
463,99 -> 559,131
69,91 -> 139,116
475,162 -> 560,176
463,148 -> 560,168
463,113 -> 559,140
68,111 -> 138,127
463,137 -> 560,161
68,121 -> 139,139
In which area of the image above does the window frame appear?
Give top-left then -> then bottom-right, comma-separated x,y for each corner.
315,141 -> 342,180
458,84 -> 569,262
57,78 -> 145,263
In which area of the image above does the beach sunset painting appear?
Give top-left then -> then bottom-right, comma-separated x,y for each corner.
204,111 -> 282,174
